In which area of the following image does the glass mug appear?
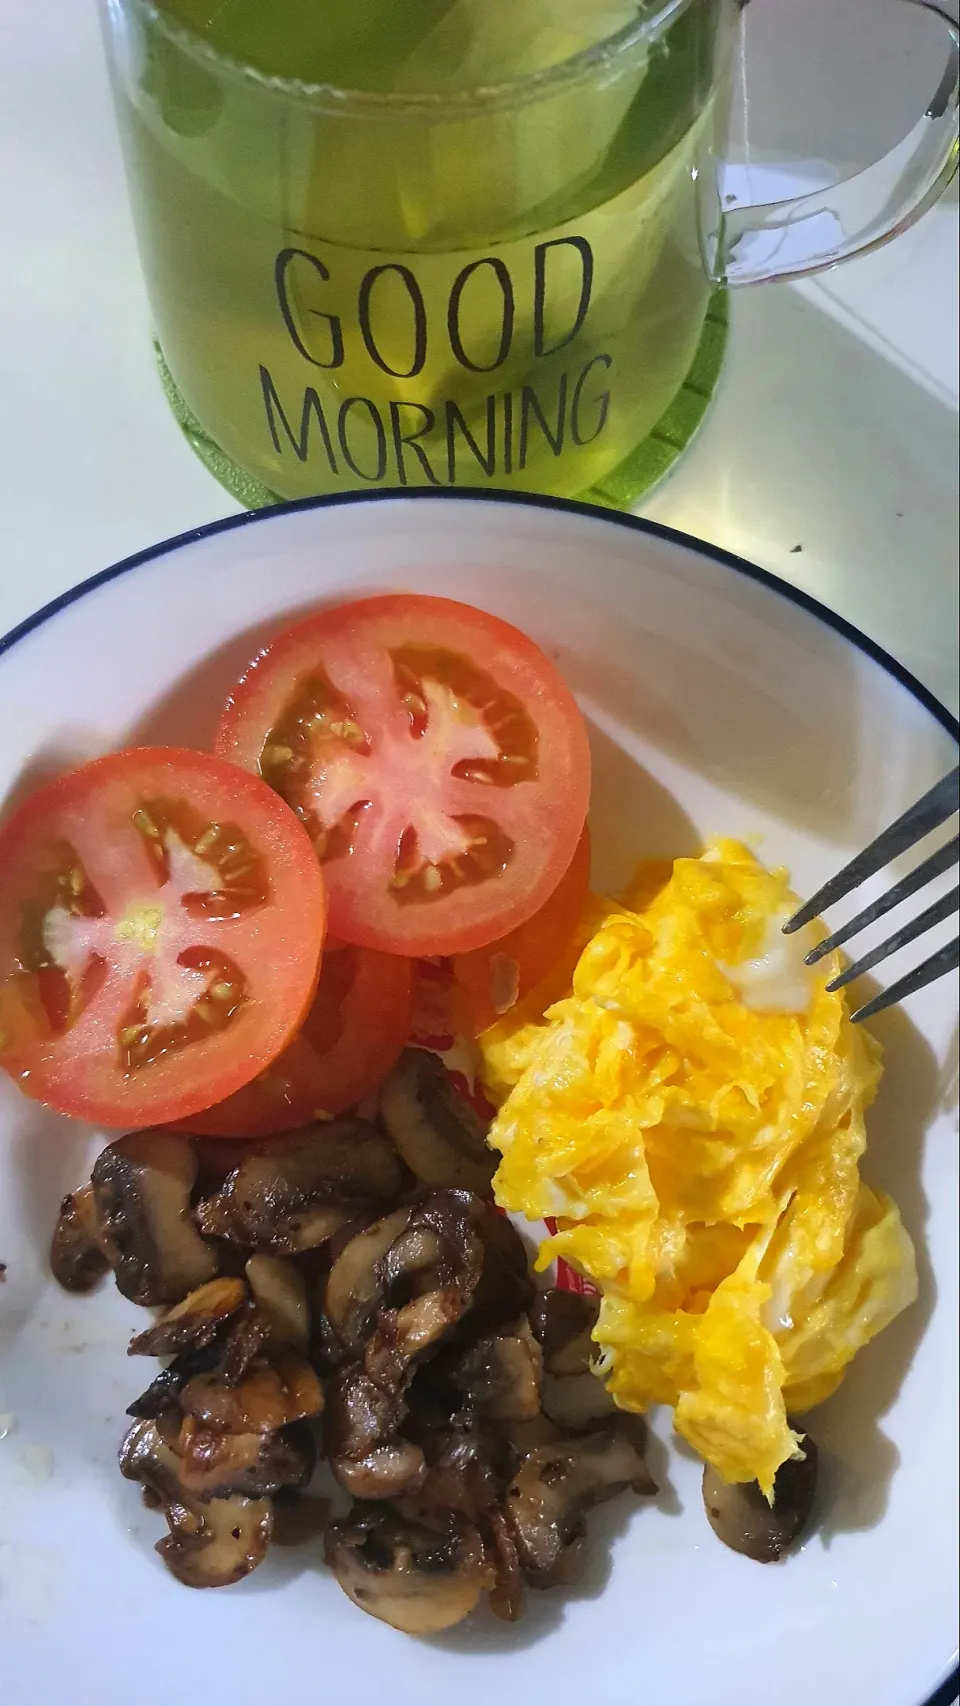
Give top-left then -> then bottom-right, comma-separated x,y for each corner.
100,0 -> 960,504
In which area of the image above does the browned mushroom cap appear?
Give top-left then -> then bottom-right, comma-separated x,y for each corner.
486,1506 -> 525,1623
702,1432 -> 819,1563
335,1441 -> 428,1501
379,1050 -> 495,1195
528,1289 -> 600,1377
470,1205 -> 535,1331
128,1277 -> 248,1357
539,1371 -> 617,1431
363,1193 -> 484,1391
158,1490 -> 273,1589
194,1120 -> 403,1251
119,1416 -> 273,1588
180,1356 -> 324,1435
92,1131 -> 219,1307
505,1419 -> 657,1587
324,1207 -> 413,1354
405,1425 -> 501,1526
451,1318 -> 543,1422
244,1255 -> 309,1352
126,1343 -> 220,1420
324,1359 -> 427,1500
325,1364 -> 399,1460
178,1418 -> 316,1501
325,1504 -> 493,1633
50,1184 -> 110,1293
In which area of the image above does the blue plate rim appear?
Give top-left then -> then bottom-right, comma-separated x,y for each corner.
0,486 -> 956,1706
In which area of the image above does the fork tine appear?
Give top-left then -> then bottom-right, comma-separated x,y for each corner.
827,885 -> 959,990
804,834 -> 959,964
851,935 -> 960,1022
783,766 -> 960,934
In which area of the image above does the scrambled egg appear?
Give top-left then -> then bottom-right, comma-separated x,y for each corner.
482,841 -> 917,1496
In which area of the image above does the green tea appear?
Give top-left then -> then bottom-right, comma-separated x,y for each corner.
107,0 -> 732,498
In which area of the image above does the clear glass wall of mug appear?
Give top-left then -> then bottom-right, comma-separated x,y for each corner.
101,0 -> 960,502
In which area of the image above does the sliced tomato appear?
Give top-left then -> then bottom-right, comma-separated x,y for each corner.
0,748 -> 326,1127
216,594 -> 591,958
177,939 -> 412,1136
451,826 -> 591,1034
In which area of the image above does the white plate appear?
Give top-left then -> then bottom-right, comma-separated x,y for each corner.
0,492 -> 956,1706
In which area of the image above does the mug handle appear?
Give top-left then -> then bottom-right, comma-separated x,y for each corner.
712,0 -> 959,286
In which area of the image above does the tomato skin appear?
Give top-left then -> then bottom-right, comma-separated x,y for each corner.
0,748 -> 326,1128
451,827 -> 591,1035
177,942 -> 412,1137
216,595 -> 591,959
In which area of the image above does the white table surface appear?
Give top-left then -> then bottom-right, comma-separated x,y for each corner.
0,0 -> 957,715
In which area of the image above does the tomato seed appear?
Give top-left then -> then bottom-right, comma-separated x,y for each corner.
422,866 -> 443,894
132,808 -> 160,839
193,827 -> 220,855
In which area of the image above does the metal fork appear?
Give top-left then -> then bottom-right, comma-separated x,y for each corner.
783,766 -> 959,1022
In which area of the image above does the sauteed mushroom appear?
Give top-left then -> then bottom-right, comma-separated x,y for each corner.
380,1050 -> 495,1194
127,1277 -> 248,1357
50,1184 -> 110,1293
177,1418 -> 316,1500
119,1417 -> 273,1588
505,1419 -> 656,1587
325,1503 -> 492,1634
470,1205 -> 535,1330
245,1255 -> 310,1351
195,1121 -> 403,1251
451,1319 -> 543,1422
180,1356 -> 323,1435
702,1432 -> 819,1562
92,1131 -> 218,1306
324,1207 -> 413,1354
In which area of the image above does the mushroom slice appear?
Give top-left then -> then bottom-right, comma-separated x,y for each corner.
364,1278 -> 467,1393
325,1364 -> 399,1461
244,1255 -> 309,1351
120,1415 -> 185,1504
220,1308 -> 272,1385
451,1318 -> 543,1422
529,1288 -> 600,1377
119,1417 -> 273,1587
470,1205 -> 535,1331
540,1371 -> 617,1431
178,1419 -> 316,1500
486,1506 -> 525,1623
194,1121 -> 403,1248
159,1491 -> 273,1589
702,1432 -> 819,1563
505,1419 -> 657,1587
126,1343 -> 222,1419
180,1356 -> 324,1434
380,1050 -> 495,1194
92,1131 -> 218,1307
324,1363 -> 423,1499
411,1426 -> 501,1525
334,1441 -> 428,1501
325,1504 -> 493,1634
363,1190 -> 485,1390
50,1184 -> 110,1293
128,1277 -> 248,1357
324,1207 -> 413,1354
